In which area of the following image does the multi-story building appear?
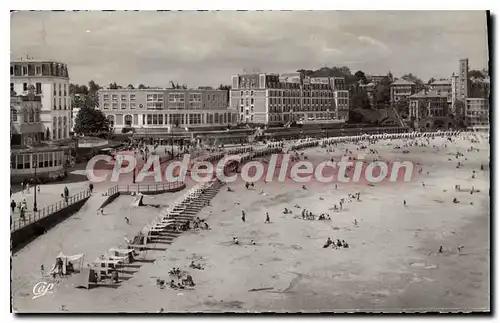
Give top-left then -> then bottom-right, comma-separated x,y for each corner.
11,86 -> 68,182
458,58 -> 469,101
230,73 -> 342,125
408,89 -> 449,121
390,78 -> 417,104
10,59 -> 72,141
430,79 -> 452,110
97,88 -> 237,133
451,73 -> 460,112
465,98 -> 489,127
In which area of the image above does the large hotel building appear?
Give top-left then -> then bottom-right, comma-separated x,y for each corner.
97,88 -> 238,132
10,59 -> 73,182
230,72 -> 349,125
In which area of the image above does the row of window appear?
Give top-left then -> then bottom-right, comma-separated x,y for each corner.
53,97 -> 70,110
268,90 -> 334,97
11,151 -> 65,170
11,109 -> 40,123
11,63 -> 67,77
102,93 -> 220,103
101,102 -> 222,110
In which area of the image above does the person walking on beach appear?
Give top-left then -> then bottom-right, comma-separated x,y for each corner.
89,183 -> 94,194
11,200 -> 16,213
265,212 -> 270,223
241,210 -> 246,222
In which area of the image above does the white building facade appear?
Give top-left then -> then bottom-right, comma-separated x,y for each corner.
10,59 -> 72,141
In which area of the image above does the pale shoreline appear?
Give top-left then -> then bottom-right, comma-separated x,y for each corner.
11,135 -> 490,313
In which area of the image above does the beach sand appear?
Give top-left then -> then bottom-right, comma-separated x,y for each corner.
11,135 -> 490,312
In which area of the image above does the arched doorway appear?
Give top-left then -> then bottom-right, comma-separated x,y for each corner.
124,115 -> 133,127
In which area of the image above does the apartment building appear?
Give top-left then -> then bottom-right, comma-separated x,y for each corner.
390,78 -> 417,104
409,89 -> 449,121
230,73 -> 348,125
458,58 -> 469,101
10,59 -> 72,141
97,88 -> 237,132
465,98 -> 489,127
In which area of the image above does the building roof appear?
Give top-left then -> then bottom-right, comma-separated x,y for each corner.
409,89 -> 447,99
390,78 -> 415,86
431,79 -> 451,86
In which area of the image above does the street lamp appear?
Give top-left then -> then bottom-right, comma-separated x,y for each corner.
32,157 -> 38,212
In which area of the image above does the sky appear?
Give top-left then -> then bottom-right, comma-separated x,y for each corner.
10,11 -> 489,88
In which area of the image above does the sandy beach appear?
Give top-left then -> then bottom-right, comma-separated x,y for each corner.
11,134 -> 490,313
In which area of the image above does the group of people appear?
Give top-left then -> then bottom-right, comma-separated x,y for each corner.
323,238 -> 349,249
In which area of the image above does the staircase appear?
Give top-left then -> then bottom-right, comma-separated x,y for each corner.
146,179 -> 224,244
389,106 -> 408,128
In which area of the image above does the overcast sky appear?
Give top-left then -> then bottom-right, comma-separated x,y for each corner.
11,11 -> 489,88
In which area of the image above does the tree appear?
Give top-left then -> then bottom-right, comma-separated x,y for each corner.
351,90 -> 371,110
394,97 -> 410,117
401,73 -> 423,85
354,70 -> 367,84
374,78 -> 391,108
469,69 -> 485,79
427,77 -> 436,85
73,107 -> 110,136
138,84 -> 147,89
127,84 -> 135,89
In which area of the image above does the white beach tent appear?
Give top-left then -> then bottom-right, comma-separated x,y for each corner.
50,252 -> 85,275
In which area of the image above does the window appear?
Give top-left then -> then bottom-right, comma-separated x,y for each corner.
130,94 -> 136,101
36,65 -> 42,75
103,95 -> 109,102
168,93 -> 185,102
112,95 -> 118,102
64,84 -> 67,96
251,98 -> 254,104
11,109 -> 17,122
147,93 -> 164,102
130,103 -> 136,109
35,109 -> 40,122
59,98 -> 62,110
121,103 -> 127,110
59,84 -> 62,96
124,115 -> 133,126
121,94 -> 127,101
188,93 -> 202,102
23,83 -> 28,92
36,83 -> 42,94
251,91 -> 254,96
103,103 -> 110,110
53,98 -> 56,110
10,83 -> 13,93
29,109 -> 34,123
112,103 -> 118,110
53,83 -> 57,95
10,66 -> 13,76
22,66 -> 28,76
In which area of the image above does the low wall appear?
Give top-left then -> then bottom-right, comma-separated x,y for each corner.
11,197 -> 90,253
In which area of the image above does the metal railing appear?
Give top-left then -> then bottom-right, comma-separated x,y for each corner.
106,181 -> 185,196
11,189 -> 91,232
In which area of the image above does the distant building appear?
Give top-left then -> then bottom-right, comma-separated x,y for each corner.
458,58 -> 469,101
465,98 -> 489,127
409,89 -> 449,122
390,78 -> 417,104
451,73 -> 460,112
97,88 -> 236,133
230,73 -> 347,124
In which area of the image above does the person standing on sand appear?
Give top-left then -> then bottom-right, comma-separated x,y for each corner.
403,200 -> 407,206
241,210 -> 246,222
10,200 -> 16,213
265,212 -> 270,223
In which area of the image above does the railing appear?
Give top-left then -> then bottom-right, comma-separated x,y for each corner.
106,181 -> 185,196
11,189 -> 91,232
